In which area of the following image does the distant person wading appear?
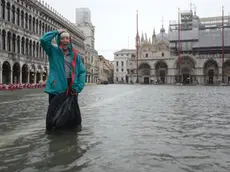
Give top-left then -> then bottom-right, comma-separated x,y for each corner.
40,29 -> 86,131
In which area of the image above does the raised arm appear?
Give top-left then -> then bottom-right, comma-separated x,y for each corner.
40,29 -> 60,56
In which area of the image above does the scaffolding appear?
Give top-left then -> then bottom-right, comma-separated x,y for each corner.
169,10 -> 194,31
169,14 -> 230,31
199,15 -> 230,30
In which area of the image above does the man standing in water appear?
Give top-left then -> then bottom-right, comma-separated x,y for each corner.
40,29 -> 86,129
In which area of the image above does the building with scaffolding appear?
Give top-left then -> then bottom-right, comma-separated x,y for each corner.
115,7 -> 230,85
168,7 -> 230,84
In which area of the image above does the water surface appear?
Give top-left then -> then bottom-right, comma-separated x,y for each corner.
0,85 -> 230,172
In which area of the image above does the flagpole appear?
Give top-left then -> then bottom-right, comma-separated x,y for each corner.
222,6 -> 225,83
178,8 -> 181,83
136,9 -> 139,83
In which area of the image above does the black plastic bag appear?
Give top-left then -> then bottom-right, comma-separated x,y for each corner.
46,93 -> 81,131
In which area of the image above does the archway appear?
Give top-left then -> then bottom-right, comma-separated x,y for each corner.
87,75 -> 91,83
43,67 -> 48,81
181,68 -> 192,84
22,64 -> 28,83
155,61 -> 168,84
2,61 -> 11,84
223,60 -> 230,83
29,65 -> 35,83
176,56 -> 196,84
36,66 -> 42,83
203,59 -> 219,84
13,62 -> 20,83
138,63 -> 151,84
125,75 -> 129,83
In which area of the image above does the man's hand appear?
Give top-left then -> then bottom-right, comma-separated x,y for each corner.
69,88 -> 77,96
58,29 -> 66,34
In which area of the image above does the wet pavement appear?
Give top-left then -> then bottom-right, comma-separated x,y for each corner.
0,85 -> 230,172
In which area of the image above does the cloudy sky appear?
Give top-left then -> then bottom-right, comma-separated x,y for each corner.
44,0 -> 230,60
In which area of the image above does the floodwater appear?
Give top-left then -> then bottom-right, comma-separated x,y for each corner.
0,85 -> 230,172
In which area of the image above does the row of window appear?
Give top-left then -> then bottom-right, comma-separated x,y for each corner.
115,77 -> 126,83
1,0 -> 83,49
115,68 -> 124,72
0,0 -> 81,61
144,52 -> 164,57
115,52 -> 165,60
0,29 -> 47,60
116,61 -> 125,66
115,53 -> 135,57
1,0 -> 57,36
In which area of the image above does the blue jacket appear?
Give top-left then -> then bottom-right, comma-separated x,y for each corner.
40,30 -> 86,95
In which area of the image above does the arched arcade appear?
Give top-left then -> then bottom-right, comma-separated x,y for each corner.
203,59 -> 219,84
43,67 -> 48,81
175,56 -> 196,84
2,61 -> 11,84
22,64 -> 28,83
29,64 -> 36,84
138,63 -> 151,84
36,66 -> 42,83
223,60 -> 230,83
155,61 -> 168,84
12,62 -> 20,84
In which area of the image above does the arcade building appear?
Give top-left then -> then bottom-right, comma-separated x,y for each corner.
126,9 -> 230,85
0,0 -> 85,84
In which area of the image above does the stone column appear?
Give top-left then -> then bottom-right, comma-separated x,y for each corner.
34,73 -> 37,83
91,75 -> 93,83
0,29 -> 2,50
34,46 -> 36,59
0,69 -> 2,84
10,70 -> 13,84
40,72 -> 43,82
15,39 -> 18,54
15,12 -> 17,26
19,70 -> 22,84
20,40 -> 22,55
27,72 -> 30,83
219,67 -> 222,83
10,35 -> 13,52
5,33 -> 7,51
22,15 -> 25,28
34,22 -> 36,34
0,2 -> 2,19
5,7 -> 8,22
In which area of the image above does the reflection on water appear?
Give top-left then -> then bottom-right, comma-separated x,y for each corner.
0,85 -> 230,172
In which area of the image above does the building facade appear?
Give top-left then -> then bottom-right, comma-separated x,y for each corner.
0,0 -> 85,84
98,55 -> 113,83
75,8 -> 91,26
126,27 -> 172,84
124,9 -> 230,85
84,44 -> 98,83
114,49 -> 135,83
76,8 -> 98,83
169,10 -> 230,84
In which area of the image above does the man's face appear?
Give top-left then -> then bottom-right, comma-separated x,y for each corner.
60,35 -> 70,50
